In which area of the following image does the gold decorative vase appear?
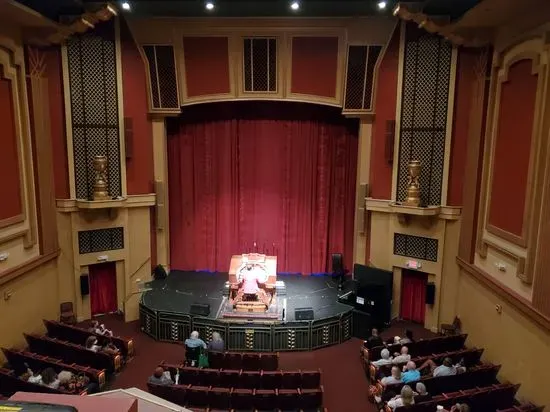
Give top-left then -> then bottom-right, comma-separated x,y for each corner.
92,155 -> 110,201
403,160 -> 421,207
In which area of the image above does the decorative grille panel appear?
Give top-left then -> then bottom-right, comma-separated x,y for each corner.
142,45 -> 179,109
67,23 -> 122,200
78,227 -> 124,254
344,45 -> 382,111
393,233 -> 438,262
243,38 -> 277,92
396,24 -> 452,206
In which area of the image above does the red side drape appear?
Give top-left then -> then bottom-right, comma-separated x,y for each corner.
400,270 -> 427,323
89,262 -> 118,316
168,102 -> 358,274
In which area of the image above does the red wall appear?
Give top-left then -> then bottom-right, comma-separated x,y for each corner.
44,47 -> 70,200
121,21 -> 154,195
183,37 -> 230,97
447,48 -> 478,206
291,37 -> 339,98
0,74 -> 23,220
369,25 -> 400,200
488,59 -> 537,237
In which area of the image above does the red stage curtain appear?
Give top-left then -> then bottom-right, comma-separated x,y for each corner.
168,101 -> 358,274
89,262 -> 118,316
400,270 -> 427,323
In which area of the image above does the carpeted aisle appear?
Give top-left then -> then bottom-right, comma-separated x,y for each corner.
92,315 -> 433,412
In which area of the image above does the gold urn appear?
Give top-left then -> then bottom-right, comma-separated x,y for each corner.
403,160 -> 421,207
92,155 -> 110,201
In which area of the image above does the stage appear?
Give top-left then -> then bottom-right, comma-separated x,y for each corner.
139,271 -> 366,351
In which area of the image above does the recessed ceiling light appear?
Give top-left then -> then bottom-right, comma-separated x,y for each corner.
205,1 -> 215,10
377,1 -> 387,10
121,1 -> 131,11
290,1 -> 300,11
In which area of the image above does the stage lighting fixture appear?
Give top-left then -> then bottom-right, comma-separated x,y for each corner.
290,1 -> 300,11
377,1 -> 387,10
121,1 -> 131,11
205,1 -> 215,10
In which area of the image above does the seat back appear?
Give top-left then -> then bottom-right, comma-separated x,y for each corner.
242,352 -> 261,370
208,351 -> 225,369
187,385 -> 210,408
254,389 -> 277,410
259,352 -> 279,371
300,386 -> 324,409
301,369 -> 321,389
230,388 -> 254,409
209,387 -> 231,409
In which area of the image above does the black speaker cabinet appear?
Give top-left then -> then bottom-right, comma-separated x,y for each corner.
295,307 -> 314,321
426,283 -> 436,305
80,275 -> 89,296
351,309 -> 372,339
153,264 -> 167,280
190,303 -> 211,317
331,253 -> 344,274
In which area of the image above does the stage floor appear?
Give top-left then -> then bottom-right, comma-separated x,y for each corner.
141,271 -> 353,322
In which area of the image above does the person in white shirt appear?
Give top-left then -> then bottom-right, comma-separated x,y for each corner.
372,348 -> 393,367
387,385 -> 415,410
85,336 -> 102,352
381,366 -> 402,386
392,346 -> 411,364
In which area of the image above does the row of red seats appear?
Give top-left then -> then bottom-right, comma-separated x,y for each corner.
148,383 -> 323,411
185,408 -> 328,412
363,334 -> 468,362
371,363 -> 501,400
161,363 -> 321,389
24,334 -> 120,374
381,383 -> 519,412
43,319 -> 134,358
0,367 -> 87,397
208,351 -> 278,371
2,348 -> 105,388
368,347 -> 484,381
497,405 -> 545,412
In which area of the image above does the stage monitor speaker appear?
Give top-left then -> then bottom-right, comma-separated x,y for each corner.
190,303 -> 211,317
331,253 -> 344,274
153,264 -> 167,280
295,307 -> 314,321
426,283 -> 436,305
80,275 -> 89,296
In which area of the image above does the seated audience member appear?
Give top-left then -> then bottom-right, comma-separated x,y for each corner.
414,382 -> 431,403
88,320 -> 100,333
381,366 -> 402,386
392,346 -> 411,364
101,337 -> 120,356
387,385 -> 415,410
89,320 -> 113,337
185,331 -> 207,366
401,361 -> 420,384
58,370 -> 93,393
365,328 -> 384,349
85,336 -> 102,352
399,329 -> 415,344
148,367 -> 174,386
441,404 -> 471,412
207,331 -> 224,352
40,368 -> 60,389
418,357 -> 464,377
372,348 -> 393,367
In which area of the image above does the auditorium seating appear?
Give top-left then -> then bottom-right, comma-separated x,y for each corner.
362,334 -> 468,362
43,319 -> 134,358
24,334 -> 121,373
208,351 -> 279,371
2,348 -> 106,388
497,405 -> 545,412
370,363 -> 501,400
381,383 -> 519,412
161,362 -> 321,390
368,347 -> 484,381
0,367 -> 88,397
147,382 -> 324,410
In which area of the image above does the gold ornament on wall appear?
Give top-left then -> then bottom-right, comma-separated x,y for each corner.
404,160 -> 421,207
92,155 -> 110,201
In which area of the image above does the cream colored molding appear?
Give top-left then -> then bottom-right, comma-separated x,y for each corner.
56,194 -> 156,213
479,239 -> 527,282
365,198 -> 462,221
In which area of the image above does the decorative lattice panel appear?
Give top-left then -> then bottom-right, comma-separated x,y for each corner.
243,38 -> 277,92
143,45 -> 179,109
393,233 -> 438,262
67,23 -> 122,200
396,25 -> 452,206
344,45 -> 382,110
78,227 -> 124,254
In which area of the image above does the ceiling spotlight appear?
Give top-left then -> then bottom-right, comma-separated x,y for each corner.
377,1 -> 387,10
205,1 -> 215,10
290,1 -> 300,11
121,1 -> 131,11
